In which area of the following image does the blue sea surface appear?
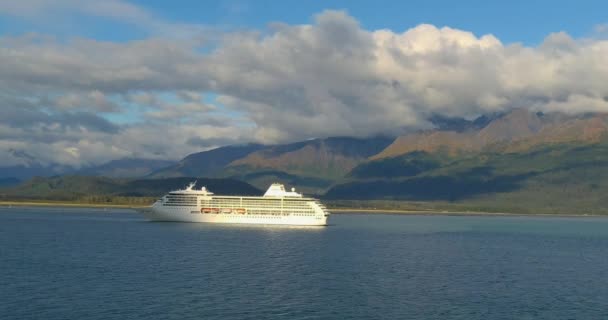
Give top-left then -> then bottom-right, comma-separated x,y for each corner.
1,207 -> 608,320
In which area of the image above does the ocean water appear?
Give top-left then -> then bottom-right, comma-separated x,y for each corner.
1,207 -> 608,320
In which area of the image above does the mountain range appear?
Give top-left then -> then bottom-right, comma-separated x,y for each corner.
326,109 -> 608,213
3,109 -> 608,214
0,157 -> 176,182
0,176 -> 260,201
149,136 -> 394,193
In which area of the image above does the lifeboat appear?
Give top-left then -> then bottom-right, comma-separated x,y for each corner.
235,208 -> 246,214
201,208 -> 212,214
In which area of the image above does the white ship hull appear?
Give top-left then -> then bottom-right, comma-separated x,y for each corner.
143,205 -> 328,226
140,183 -> 330,226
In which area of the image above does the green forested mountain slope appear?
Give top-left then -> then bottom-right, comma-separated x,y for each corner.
326,142 -> 608,214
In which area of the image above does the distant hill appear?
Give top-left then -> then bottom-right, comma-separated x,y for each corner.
0,176 -> 261,201
0,149 -> 74,180
148,143 -> 265,178
76,158 -> 176,178
227,137 -> 394,178
0,177 -> 20,188
224,136 -> 394,193
150,137 -> 394,194
428,113 -> 499,132
0,156 -> 174,181
0,164 -> 73,180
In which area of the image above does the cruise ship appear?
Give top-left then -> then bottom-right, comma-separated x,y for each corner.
141,182 -> 330,226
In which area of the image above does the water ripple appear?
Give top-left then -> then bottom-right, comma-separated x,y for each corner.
1,209 -> 608,319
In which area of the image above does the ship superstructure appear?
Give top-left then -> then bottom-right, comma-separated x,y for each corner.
142,182 -> 330,226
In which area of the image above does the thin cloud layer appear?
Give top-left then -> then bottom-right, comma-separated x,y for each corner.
1,9 -> 608,167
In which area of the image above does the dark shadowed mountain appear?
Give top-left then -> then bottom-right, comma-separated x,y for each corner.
0,164 -> 72,180
1,176 -> 260,201
221,136 -> 395,193
0,177 -> 20,188
148,143 -> 265,178
0,149 -> 74,180
149,137 -> 394,194
429,113 -> 500,132
326,142 -> 608,214
226,136 -> 395,178
76,158 -> 176,178
0,158 -> 175,181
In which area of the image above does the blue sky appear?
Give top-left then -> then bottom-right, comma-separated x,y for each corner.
132,0 -> 608,43
1,0 -> 608,166
2,0 -> 606,44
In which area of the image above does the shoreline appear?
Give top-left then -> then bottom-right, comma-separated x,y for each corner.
0,201 -> 148,209
1,200 -> 606,217
329,208 -> 606,217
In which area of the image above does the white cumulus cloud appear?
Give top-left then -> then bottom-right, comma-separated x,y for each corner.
1,8 -> 608,167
